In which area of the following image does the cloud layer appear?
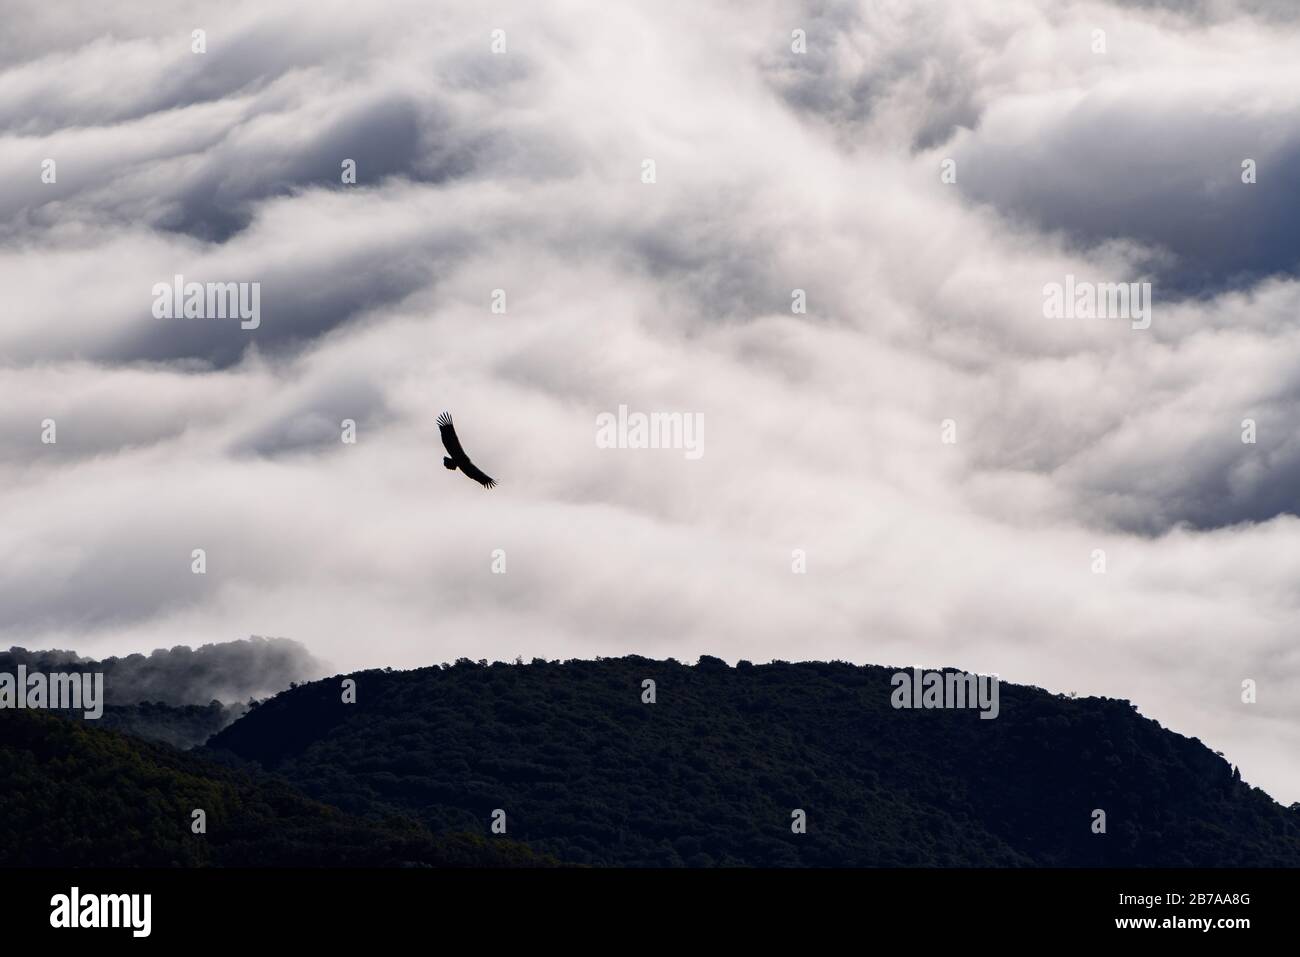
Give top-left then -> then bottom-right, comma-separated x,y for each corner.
3,0 -> 1299,803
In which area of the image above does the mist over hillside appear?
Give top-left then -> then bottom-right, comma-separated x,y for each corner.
1,637 -> 325,748
1,636 -> 324,706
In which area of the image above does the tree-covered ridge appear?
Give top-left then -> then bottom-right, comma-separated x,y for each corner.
88,700 -> 242,750
208,656 -> 1300,867
0,708 -> 548,867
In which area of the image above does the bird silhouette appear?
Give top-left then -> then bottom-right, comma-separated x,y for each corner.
437,412 -> 496,488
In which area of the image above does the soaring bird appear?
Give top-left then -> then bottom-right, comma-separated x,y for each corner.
437,412 -> 497,488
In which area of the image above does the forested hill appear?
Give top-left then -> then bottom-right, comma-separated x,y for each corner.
0,708 -> 547,867
206,656 -> 1300,867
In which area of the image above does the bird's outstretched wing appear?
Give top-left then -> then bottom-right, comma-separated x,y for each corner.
459,461 -> 497,489
437,411 -> 497,488
437,411 -> 467,460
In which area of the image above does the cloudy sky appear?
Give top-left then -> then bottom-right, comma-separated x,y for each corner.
3,0 -> 1300,803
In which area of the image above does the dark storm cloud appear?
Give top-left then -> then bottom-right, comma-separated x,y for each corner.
113,247 -> 449,367
1052,368 -> 1300,533
0,86 -> 505,243
953,102 -> 1300,297
153,95 -> 482,243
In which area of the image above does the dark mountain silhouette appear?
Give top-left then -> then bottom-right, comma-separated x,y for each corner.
0,708 -> 548,867
205,656 -> 1300,867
